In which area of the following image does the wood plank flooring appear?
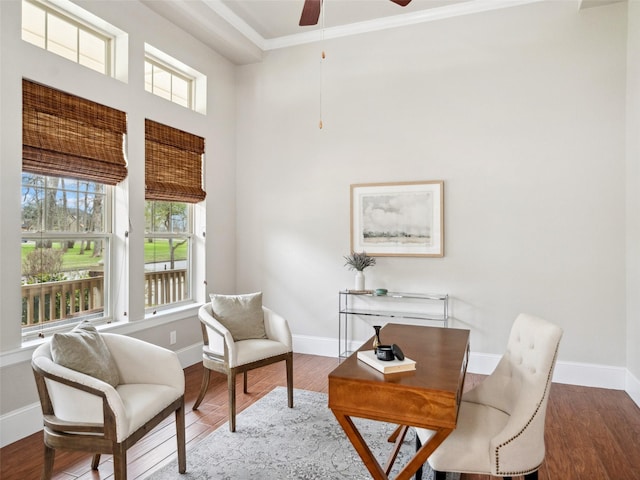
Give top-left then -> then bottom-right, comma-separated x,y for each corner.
1,353 -> 639,480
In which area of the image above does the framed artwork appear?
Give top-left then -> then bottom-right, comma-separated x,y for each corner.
350,180 -> 444,257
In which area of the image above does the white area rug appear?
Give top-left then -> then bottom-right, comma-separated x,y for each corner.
148,387 -> 459,480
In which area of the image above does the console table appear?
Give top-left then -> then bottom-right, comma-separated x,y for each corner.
338,290 -> 448,358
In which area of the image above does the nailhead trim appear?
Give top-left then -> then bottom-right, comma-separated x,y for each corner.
494,342 -> 560,476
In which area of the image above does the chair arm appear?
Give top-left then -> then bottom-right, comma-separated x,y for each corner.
263,307 -> 292,350
488,398 -> 548,475
102,334 -> 184,391
33,356 -> 116,396
199,303 -> 237,365
32,355 -> 125,436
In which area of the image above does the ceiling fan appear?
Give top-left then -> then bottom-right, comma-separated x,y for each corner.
299,0 -> 412,26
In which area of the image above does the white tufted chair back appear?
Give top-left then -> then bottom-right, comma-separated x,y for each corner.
418,313 -> 563,478
464,314 -> 562,474
468,313 -> 562,413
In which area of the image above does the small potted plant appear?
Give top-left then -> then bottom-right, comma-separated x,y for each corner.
344,251 -> 376,291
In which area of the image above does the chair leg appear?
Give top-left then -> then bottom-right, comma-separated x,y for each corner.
91,453 -> 101,470
192,367 -> 211,410
414,430 -> 447,480
113,443 -> 127,480
286,353 -> 294,408
524,472 -> 538,480
176,400 -> 186,474
243,371 -> 248,394
228,370 -> 237,432
42,443 -> 55,480
414,434 -> 422,480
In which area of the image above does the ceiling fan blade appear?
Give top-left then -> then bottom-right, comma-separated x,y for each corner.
390,0 -> 412,6
299,0 -> 322,26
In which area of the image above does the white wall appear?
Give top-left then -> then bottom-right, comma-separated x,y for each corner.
626,0 -> 640,401
235,2 -> 628,366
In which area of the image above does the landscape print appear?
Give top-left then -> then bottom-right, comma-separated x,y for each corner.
351,181 -> 443,257
361,192 -> 432,247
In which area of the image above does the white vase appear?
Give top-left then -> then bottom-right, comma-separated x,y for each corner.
355,271 -> 365,290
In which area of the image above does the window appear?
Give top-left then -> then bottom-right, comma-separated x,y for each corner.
21,0 -> 112,75
21,174 -> 110,337
145,58 -> 193,109
144,44 -> 207,113
144,119 -> 205,311
22,79 -> 126,340
144,201 -> 191,310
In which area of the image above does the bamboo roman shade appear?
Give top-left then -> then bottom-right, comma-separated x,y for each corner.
145,119 -> 206,203
22,79 -> 127,185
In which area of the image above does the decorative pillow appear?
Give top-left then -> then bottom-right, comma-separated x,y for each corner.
50,321 -> 120,387
209,292 -> 267,341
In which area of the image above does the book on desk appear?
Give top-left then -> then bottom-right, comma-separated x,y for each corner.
357,350 -> 416,374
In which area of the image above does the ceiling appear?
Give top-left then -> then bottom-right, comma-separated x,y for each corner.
141,0 -> 612,64
141,0 -> 537,64
219,0 -> 472,39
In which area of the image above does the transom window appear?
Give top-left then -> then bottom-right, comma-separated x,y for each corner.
145,57 -> 193,109
144,44 -> 207,113
21,0 -> 112,75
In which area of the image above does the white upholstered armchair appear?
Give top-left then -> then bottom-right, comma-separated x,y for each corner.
193,296 -> 293,432
32,327 -> 186,480
416,313 -> 563,480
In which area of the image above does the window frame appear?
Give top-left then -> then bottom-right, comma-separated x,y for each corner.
21,0 -> 114,76
144,55 -> 195,109
144,200 -> 194,314
20,173 -> 114,342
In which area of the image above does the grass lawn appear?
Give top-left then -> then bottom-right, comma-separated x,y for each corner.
22,239 -> 187,271
143,239 -> 188,264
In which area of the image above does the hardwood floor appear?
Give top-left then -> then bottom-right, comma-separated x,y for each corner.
1,353 -> 639,480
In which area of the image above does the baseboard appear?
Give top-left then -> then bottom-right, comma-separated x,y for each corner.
292,334 -> 344,358
0,401 -> 43,449
553,359 -> 628,389
3,336 -> 638,449
176,342 -> 204,367
627,369 -> 640,406
467,352 -> 629,390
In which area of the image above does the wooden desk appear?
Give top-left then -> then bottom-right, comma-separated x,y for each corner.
328,323 -> 470,480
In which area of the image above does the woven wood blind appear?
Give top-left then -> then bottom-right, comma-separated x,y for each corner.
22,79 -> 127,185
145,119 -> 206,203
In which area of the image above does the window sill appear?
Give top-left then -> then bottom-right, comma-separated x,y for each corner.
3,302 -> 203,367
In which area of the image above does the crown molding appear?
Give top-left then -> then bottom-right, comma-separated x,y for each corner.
143,0 -> 559,64
202,0 -> 268,50
204,0 -> 547,53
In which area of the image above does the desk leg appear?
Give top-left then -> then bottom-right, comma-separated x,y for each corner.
388,425 -> 404,443
332,411 -> 452,480
332,411 -> 388,480
385,425 -> 409,474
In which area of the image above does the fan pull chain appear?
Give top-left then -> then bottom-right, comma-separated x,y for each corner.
319,49 -> 324,129
319,1 -> 326,129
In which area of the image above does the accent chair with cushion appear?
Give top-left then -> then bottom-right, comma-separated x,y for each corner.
193,292 -> 293,432
415,313 -> 563,480
31,322 -> 186,480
